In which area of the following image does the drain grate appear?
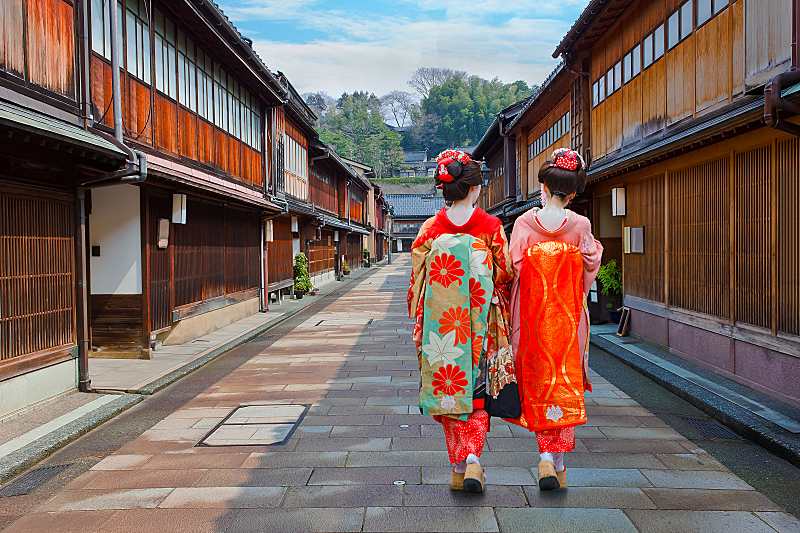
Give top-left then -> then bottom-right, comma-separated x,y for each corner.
198,404 -> 308,447
0,464 -> 71,497
662,415 -> 740,440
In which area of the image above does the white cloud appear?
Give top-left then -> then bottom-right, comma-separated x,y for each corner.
222,1 -> 586,96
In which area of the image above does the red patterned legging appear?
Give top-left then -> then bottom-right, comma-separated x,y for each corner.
536,426 -> 576,453
434,409 -> 490,464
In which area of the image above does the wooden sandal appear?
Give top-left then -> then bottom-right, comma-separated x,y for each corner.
538,460 -> 560,491
556,467 -> 567,489
450,471 -> 465,491
463,463 -> 485,493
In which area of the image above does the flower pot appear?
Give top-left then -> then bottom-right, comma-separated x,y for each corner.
295,292 -> 305,300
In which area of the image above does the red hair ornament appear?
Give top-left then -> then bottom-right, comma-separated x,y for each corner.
552,148 -> 580,171
435,150 -> 472,186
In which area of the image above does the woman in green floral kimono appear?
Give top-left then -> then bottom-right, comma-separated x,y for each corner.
408,150 -> 514,493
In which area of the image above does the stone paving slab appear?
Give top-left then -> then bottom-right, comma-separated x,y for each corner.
3,258 -> 797,532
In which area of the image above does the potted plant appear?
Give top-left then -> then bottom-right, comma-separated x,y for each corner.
597,259 -> 623,323
363,249 -> 371,268
342,258 -> 351,276
293,252 -> 313,299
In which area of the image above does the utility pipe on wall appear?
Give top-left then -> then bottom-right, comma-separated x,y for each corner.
110,0 -> 123,143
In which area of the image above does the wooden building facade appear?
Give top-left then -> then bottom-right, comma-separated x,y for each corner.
478,0 -> 800,405
0,0 -> 385,416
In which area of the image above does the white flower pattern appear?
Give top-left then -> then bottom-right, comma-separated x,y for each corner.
546,405 -> 564,423
433,234 -> 462,252
422,331 -> 462,366
440,395 -> 456,410
469,249 -> 490,277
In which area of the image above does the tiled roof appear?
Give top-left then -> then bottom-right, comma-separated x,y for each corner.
386,194 -> 444,219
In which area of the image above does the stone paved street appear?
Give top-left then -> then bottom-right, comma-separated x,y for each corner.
2,258 -> 799,532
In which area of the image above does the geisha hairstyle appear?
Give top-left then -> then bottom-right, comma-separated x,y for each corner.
538,148 -> 588,200
435,149 -> 483,202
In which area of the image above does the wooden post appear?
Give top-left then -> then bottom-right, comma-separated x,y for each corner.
729,149 -> 736,325
772,139 -> 779,335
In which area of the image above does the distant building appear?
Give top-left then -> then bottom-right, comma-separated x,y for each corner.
386,193 -> 445,252
398,149 -> 437,178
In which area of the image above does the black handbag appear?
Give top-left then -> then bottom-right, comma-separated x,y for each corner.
484,345 -> 522,418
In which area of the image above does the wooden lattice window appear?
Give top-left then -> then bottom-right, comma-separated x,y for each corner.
668,157 -> 730,318
0,190 -> 75,361
778,138 -> 800,336
624,175 -> 665,302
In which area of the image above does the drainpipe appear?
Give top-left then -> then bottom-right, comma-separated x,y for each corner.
110,1 -> 123,143
764,0 -> 800,137
75,189 -> 91,392
764,70 -> 800,137
79,0 -> 93,126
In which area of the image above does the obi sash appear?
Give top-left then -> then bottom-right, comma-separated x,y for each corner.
515,241 -> 586,432
419,233 -> 493,419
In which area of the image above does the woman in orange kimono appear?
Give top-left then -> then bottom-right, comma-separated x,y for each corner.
408,150 -> 513,493
509,148 -> 603,491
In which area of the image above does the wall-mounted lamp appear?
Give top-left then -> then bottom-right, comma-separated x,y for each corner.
611,187 -> 626,217
265,220 -> 274,243
172,194 -> 187,224
480,162 -> 491,187
157,218 -> 170,249
334,231 -> 340,242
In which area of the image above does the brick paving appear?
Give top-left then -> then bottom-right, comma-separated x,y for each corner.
3,257 -> 799,532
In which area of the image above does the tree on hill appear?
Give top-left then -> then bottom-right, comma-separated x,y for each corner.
315,92 -> 404,179
419,76 -> 533,154
409,67 -> 467,99
380,91 -> 418,129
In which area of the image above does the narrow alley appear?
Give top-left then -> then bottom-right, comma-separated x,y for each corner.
1,259 -> 798,532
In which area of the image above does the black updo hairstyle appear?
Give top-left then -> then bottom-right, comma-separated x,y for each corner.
437,156 -> 483,203
538,154 -> 587,200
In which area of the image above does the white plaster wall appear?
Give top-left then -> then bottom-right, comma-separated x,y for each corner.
90,184 -> 142,295
0,359 -> 77,419
310,270 -> 336,289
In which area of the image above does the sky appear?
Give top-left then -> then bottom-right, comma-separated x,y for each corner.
217,0 -> 590,98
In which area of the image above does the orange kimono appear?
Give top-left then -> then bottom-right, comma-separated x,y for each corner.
509,209 -> 603,452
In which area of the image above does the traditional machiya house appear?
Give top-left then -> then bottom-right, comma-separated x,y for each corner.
344,169 -> 372,273
371,184 -> 392,264
473,97 -> 528,230
551,0 -> 800,405
84,0 -> 288,359
0,0 -> 131,416
266,76 -> 319,299
386,193 -> 445,253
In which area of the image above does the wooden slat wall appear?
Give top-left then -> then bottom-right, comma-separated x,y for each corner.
0,0 -> 25,77
0,189 -> 75,361
668,157 -> 729,318
777,137 -> 800,336
308,233 -> 336,275
744,0 -> 792,87
125,77 -> 152,141
155,92 -> 178,154
147,193 -> 171,332
482,150 -> 505,210
172,199 -> 260,308
310,167 -> 338,214
90,294 -> 143,350
224,208 -> 260,295
25,0 -> 75,98
350,189 -> 366,225
345,234 -> 363,271
734,145 -> 772,329
90,56 -> 114,128
624,174 -> 665,302
526,96 -> 571,194
589,0 -> 793,162
267,217 -> 293,286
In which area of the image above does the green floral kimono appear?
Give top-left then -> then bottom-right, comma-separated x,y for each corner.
418,233 -> 493,419
408,208 -> 514,422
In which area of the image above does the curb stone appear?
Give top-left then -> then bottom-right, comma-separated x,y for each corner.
591,334 -> 800,469
0,394 -> 143,485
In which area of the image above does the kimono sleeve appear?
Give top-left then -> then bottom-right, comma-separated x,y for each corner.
578,217 -> 604,294
490,225 -> 514,304
407,218 -> 435,319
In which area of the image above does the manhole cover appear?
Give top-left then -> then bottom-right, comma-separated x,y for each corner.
198,404 -> 308,447
0,464 -> 71,497
662,415 -> 740,440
